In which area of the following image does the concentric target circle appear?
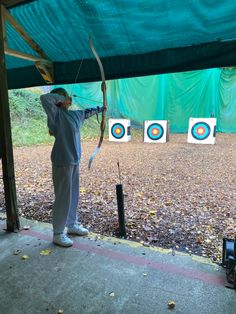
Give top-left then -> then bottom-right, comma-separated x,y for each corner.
191,122 -> 211,140
147,123 -> 164,140
111,123 -> 125,139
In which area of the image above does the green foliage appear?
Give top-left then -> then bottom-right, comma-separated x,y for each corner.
9,89 -> 44,122
9,89 -> 109,146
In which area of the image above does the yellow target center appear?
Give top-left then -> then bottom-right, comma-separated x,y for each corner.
115,128 -> 121,134
197,127 -> 204,134
152,129 -> 159,135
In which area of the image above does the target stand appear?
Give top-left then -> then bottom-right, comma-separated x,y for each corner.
109,119 -> 131,142
187,118 -> 216,144
143,120 -> 170,143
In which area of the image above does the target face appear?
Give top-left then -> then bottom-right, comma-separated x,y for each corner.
191,122 -> 211,140
143,120 -> 169,143
111,123 -> 125,139
109,119 -> 131,142
187,118 -> 216,145
147,123 -> 164,140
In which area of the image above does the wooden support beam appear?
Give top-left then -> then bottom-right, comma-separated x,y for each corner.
1,1 -> 32,8
2,5 -> 48,59
0,4 -> 19,231
2,5 -> 54,84
5,47 -> 49,62
35,60 -> 54,84
0,2 -> 6,48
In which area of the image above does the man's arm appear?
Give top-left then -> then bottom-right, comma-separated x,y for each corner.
40,93 -> 65,131
84,106 -> 104,120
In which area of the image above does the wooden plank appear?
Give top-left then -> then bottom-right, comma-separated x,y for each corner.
0,4 -> 20,231
2,6 -> 54,84
0,2 -> 6,48
35,60 -> 54,84
2,5 -> 48,59
5,47 -> 48,62
1,1 -> 32,8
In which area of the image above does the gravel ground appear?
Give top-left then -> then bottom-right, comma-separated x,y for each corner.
1,133 -> 236,263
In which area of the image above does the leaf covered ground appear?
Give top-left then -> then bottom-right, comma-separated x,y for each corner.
1,133 -> 236,263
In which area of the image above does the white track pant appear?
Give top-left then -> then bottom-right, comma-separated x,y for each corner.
52,164 -> 80,234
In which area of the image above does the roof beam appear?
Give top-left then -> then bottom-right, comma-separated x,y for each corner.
0,2 -> 6,48
5,47 -> 50,62
35,60 -> 54,84
0,1 -> 33,9
2,5 -> 48,59
1,4 -> 54,83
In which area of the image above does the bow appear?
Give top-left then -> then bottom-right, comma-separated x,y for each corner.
88,36 -> 107,169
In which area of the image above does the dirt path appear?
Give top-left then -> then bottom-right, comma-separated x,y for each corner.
1,133 -> 236,262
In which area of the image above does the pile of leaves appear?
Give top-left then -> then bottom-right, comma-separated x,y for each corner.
1,133 -> 236,263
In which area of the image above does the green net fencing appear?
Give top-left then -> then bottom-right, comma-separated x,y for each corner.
52,68 -> 236,133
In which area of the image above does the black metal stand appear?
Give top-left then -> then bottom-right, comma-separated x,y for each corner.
222,237 -> 236,289
116,184 -> 126,237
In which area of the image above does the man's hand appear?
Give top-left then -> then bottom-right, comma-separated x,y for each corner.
97,106 -> 104,113
101,82 -> 106,93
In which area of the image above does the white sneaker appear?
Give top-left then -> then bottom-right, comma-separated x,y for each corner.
53,233 -> 73,247
67,224 -> 89,236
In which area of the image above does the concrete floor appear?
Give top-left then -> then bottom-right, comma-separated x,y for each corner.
0,215 -> 235,314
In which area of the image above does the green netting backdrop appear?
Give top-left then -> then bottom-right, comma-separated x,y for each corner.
51,68 -> 236,133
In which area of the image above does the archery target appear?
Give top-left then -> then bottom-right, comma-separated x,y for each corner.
109,119 -> 131,142
187,118 -> 216,144
143,120 -> 169,143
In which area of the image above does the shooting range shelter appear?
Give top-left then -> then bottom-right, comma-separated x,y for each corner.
1,0 -> 236,231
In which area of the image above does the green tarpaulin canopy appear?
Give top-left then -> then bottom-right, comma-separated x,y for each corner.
4,0 -> 236,89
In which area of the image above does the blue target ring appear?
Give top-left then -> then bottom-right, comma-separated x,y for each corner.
191,122 -> 211,140
147,123 -> 164,140
111,123 -> 125,139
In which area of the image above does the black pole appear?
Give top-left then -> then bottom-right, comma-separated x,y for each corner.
116,183 -> 126,237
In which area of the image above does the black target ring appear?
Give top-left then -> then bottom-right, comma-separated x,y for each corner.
111,123 -> 125,139
191,122 -> 211,140
147,123 -> 164,140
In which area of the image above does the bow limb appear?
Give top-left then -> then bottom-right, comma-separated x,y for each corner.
88,36 -> 107,169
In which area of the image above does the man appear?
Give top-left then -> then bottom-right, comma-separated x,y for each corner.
40,87 -> 103,247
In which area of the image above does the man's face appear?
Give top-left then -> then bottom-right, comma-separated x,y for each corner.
61,92 -> 72,110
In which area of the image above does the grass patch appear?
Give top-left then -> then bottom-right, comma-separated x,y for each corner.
11,118 -> 54,146
9,89 -> 110,146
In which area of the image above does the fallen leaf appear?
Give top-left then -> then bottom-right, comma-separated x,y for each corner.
168,300 -> 176,309
40,249 -> 52,256
80,187 -> 86,194
149,210 -> 156,216
21,255 -> 29,260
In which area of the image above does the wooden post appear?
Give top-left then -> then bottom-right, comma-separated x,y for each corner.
0,5 -> 19,231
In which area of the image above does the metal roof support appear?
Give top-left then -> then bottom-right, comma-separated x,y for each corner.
0,4 -> 20,231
